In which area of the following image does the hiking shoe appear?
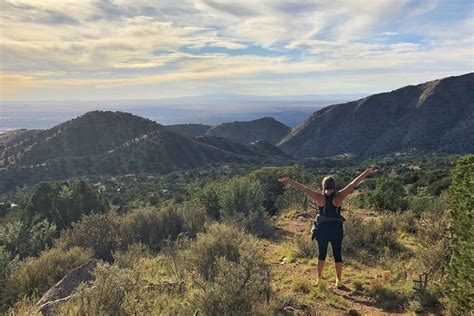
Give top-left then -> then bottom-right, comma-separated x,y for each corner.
336,278 -> 343,289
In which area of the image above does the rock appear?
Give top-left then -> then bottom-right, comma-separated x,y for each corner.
33,259 -> 98,315
348,309 -> 359,316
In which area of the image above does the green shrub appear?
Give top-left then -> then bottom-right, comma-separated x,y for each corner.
196,181 -> 222,219
247,164 -> 310,215
352,280 -> 365,292
113,243 -> 150,269
343,212 -> 400,257
369,176 -> 408,211
292,279 -> 311,294
218,176 -> 265,217
57,212 -> 121,261
122,206 -> 179,251
0,219 -> 56,258
0,245 -> 11,292
367,284 -> 410,311
293,235 -> 316,259
122,204 -> 207,252
4,247 -> 92,306
25,180 -> 105,230
446,154 -> 473,314
60,262 -> 167,315
184,224 -> 272,315
179,205 -> 208,238
218,176 -> 273,237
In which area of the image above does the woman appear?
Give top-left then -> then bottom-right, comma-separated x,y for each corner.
277,167 -> 377,288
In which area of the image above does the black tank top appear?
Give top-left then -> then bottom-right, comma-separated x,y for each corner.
318,192 -> 342,218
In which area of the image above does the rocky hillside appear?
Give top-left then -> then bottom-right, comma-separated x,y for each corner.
278,73 -> 474,158
206,117 -> 291,145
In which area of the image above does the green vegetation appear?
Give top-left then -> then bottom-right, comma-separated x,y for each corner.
0,152 -> 468,315
446,154 -> 473,314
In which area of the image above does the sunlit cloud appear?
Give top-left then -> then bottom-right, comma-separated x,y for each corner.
0,0 -> 472,101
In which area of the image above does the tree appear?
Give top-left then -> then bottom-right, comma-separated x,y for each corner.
369,175 -> 408,211
26,180 -> 105,230
446,154 -> 473,313
247,164 -> 310,215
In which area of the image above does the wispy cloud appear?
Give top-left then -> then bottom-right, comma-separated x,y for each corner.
0,0 -> 472,101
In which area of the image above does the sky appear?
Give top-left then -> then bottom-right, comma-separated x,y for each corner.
0,0 -> 473,101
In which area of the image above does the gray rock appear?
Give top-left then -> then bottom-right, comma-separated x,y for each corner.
33,259 -> 98,315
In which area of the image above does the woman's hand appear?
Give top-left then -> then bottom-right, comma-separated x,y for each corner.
364,167 -> 378,176
277,177 -> 291,183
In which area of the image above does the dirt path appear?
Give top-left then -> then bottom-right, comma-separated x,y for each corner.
263,212 -> 406,315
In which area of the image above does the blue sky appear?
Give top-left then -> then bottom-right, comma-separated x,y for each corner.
0,0 -> 473,101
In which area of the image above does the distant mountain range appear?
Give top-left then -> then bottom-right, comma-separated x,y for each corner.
168,117 -> 291,145
0,73 -> 472,192
278,72 -> 474,158
0,112 -> 292,192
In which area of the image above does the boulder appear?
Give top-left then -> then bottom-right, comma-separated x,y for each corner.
33,259 -> 98,315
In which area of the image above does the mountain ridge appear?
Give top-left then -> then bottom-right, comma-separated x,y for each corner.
277,73 -> 474,158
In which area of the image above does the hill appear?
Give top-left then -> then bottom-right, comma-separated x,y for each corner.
0,112 -> 291,192
0,129 -> 40,147
194,135 -> 293,160
278,73 -> 474,158
206,117 -> 291,145
0,111 -> 163,167
166,123 -> 211,137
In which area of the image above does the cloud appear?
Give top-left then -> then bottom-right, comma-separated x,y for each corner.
0,0 -> 473,101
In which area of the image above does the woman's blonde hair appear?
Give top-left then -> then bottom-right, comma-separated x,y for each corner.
321,176 -> 336,192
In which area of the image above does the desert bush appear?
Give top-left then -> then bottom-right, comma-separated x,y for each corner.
292,279 -> 311,294
57,212 -> 121,261
367,283 -> 410,311
113,243 -> 150,269
343,212 -> 400,257
393,210 -> 417,234
179,204 -> 208,238
183,223 -> 272,315
122,204 -> 207,252
0,246 -> 10,292
0,218 -> 56,258
60,262 -> 171,315
218,176 -> 273,237
4,247 -> 92,306
218,176 -> 265,217
344,192 -> 371,209
247,164 -> 310,215
369,176 -> 408,211
196,181 -> 222,219
293,235 -> 316,259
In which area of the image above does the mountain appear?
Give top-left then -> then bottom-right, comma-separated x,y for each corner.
278,73 -> 474,158
0,111 -> 163,167
166,123 -> 212,137
206,117 -> 291,145
194,135 -> 293,160
0,111 -> 291,192
0,129 -> 40,147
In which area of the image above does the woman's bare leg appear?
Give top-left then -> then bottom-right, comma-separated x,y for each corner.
317,260 -> 325,279
335,262 -> 342,280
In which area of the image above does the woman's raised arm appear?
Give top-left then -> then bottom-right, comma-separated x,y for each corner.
277,177 -> 325,206
335,167 -> 378,204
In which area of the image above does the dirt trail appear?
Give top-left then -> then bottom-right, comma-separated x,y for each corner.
264,212 -> 405,315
